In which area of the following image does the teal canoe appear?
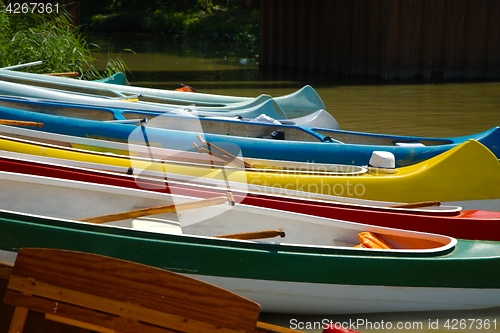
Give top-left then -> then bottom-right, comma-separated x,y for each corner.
0,69 -> 325,118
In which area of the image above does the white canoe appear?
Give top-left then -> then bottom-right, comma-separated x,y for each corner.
2,171 -> 499,315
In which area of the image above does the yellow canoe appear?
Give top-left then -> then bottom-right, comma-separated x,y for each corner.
0,134 -> 498,210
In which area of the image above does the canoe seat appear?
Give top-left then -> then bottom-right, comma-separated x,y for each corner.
354,232 -> 392,249
394,142 -> 426,147
131,217 -> 183,234
3,248 -> 300,333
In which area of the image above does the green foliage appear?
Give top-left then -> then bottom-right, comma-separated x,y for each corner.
81,0 -> 260,58
0,1 -> 129,79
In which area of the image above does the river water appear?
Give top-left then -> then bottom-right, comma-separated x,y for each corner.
90,34 -> 500,333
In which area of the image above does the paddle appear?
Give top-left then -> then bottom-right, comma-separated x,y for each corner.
389,200 -> 441,208
0,119 -> 44,127
215,228 -> 285,240
79,196 -> 229,224
104,118 -> 148,125
44,72 -> 79,77
0,60 -> 44,71
195,135 -> 253,168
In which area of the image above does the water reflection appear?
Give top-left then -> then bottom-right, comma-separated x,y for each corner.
90,33 -> 500,332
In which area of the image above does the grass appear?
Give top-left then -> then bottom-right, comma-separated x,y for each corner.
0,1 -> 130,79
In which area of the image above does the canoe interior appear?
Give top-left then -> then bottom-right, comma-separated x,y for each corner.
0,143 -> 462,215
0,98 -> 115,121
0,171 -> 453,253
0,98 -> 325,142
0,95 -> 456,146
314,129 -> 454,146
122,110 -> 324,142
0,75 -> 123,99
0,125 -> 368,176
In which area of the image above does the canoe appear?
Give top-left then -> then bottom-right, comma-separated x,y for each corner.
0,94 -> 340,129
0,122 -> 464,213
0,69 -> 325,118
1,171 -> 500,315
0,79 -> 304,120
5,149 -> 500,241
0,96 -> 498,167
0,127 -> 498,211
92,71 -> 130,85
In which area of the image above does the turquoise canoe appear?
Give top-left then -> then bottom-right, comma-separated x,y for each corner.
0,95 -> 498,167
0,69 -> 325,118
92,72 -> 130,85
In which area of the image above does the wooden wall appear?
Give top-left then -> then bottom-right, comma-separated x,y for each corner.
260,0 -> 500,80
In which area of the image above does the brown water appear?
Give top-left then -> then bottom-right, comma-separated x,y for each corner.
92,34 -> 500,332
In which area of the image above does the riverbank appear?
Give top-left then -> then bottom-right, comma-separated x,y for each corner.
82,3 -> 260,59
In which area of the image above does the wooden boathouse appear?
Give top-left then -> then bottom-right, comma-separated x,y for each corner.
260,0 -> 500,80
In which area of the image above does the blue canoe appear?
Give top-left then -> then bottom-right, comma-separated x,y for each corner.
0,95 -> 498,167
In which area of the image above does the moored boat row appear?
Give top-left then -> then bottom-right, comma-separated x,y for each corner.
0,69 -> 498,319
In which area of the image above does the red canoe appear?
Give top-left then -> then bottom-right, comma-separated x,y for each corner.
1,154 -> 499,241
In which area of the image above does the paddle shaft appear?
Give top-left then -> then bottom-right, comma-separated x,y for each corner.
0,120 -> 44,127
0,60 -> 44,70
215,228 -> 285,240
390,200 -> 441,208
79,196 -> 228,224
44,72 -> 79,77
196,135 -> 253,168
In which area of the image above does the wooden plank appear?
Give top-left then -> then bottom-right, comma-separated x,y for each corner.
8,248 -> 261,333
4,291 -> 181,333
46,314 -> 116,333
382,0 -> 400,79
296,0 -> 309,70
259,0 -> 500,79
307,0 -> 320,72
286,0 -> 299,69
443,0 -> 467,79
276,0 -> 288,69
0,261 -> 13,281
486,0 -> 500,77
7,306 -> 28,333
468,0 -> 488,78
318,0 -> 335,72
366,0 -> 386,77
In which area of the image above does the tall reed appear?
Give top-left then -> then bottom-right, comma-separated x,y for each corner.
0,1 -> 128,79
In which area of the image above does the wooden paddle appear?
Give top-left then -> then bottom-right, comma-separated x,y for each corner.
215,228 -> 285,240
0,119 -> 44,127
79,196 -> 229,224
43,72 -> 79,77
389,200 -> 441,208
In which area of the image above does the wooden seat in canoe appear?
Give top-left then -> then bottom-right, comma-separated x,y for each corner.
3,248 -> 300,333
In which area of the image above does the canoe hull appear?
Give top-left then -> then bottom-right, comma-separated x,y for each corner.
0,70 -> 326,117
0,95 -> 498,167
195,275 -> 500,315
0,131 -> 498,210
2,152 -> 500,240
0,212 -> 499,315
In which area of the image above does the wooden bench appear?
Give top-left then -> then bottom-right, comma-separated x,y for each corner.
3,248 -> 299,333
